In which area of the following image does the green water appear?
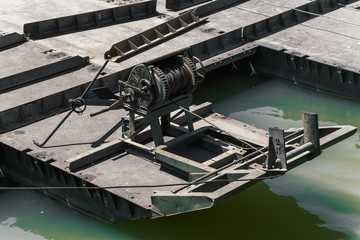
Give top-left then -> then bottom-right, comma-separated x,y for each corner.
1,70 -> 359,239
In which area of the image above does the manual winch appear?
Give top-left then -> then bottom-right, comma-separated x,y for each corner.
120,54 -> 205,146
119,55 -> 204,114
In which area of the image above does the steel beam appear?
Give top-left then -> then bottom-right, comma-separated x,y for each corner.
24,0 -> 157,38
155,145 -> 216,175
0,55 -> 89,91
302,112 -> 321,155
266,127 -> 286,171
66,139 -> 125,171
105,11 -> 207,61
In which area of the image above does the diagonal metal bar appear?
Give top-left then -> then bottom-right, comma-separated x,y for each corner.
32,60 -> 109,147
105,11 -> 207,61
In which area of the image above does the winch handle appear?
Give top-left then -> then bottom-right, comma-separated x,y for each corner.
32,60 -> 109,148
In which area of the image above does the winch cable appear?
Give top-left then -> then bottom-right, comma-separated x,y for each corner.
0,174 -> 282,190
32,60 -> 109,148
149,56 -> 199,104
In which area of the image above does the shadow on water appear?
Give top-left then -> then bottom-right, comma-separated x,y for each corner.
0,178 -> 349,240
117,182 -> 350,240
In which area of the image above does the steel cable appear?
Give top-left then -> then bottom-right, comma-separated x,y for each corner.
161,63 -> 194,97
0,174 -> 282,190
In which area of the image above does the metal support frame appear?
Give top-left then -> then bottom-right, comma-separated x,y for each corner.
105,11 -> 207,61
150,111 -> 344,217
266,127 -> 286,171
123,96 -> 194,146
154,126 -> 249,180
24,0 -> 157,38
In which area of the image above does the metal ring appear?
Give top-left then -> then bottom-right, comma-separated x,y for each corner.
69,97 -> 87,115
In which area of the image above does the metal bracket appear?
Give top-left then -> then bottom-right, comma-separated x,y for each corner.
265,127 -> 287,171
123,96 -> 194,146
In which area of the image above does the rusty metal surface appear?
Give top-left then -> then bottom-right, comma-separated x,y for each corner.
151,122 -> 357,217
0,55 -> 89,91
166,0 -> 210,10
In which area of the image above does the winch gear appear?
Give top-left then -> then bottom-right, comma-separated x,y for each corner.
151,65 -> 170,102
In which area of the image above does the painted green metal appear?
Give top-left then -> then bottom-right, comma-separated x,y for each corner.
185,0 -> 246,16
156,145 -> 215,174
150,113 -> 357,217
151,192 -> 214,216
104,11 -> 207,61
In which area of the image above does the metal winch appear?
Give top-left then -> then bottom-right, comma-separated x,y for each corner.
119,55 -> 204,114
120,54 -> 205,146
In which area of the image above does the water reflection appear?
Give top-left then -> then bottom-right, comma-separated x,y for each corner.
118,182 -> 349,240
0,180 -> 349,240
0,217 -> 46,240
195,71 -> 360,238
0,188 -> 136,240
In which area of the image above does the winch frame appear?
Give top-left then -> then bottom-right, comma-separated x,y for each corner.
119,54 -> 203,146
122,95 -> 194,146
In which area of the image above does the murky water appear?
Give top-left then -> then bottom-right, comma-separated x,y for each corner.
1,70 -> 359,239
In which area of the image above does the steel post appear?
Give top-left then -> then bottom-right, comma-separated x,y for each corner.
302,112 -> 321,156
